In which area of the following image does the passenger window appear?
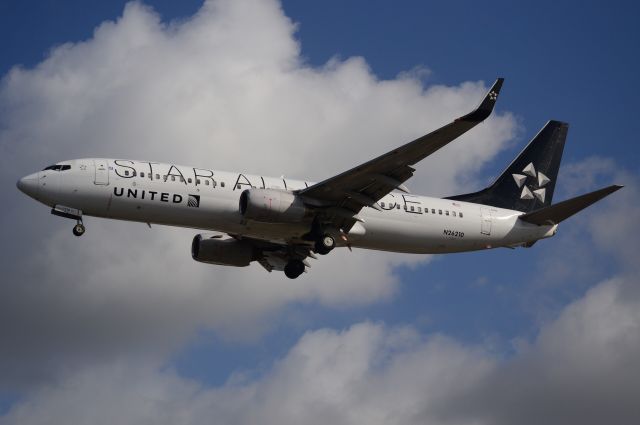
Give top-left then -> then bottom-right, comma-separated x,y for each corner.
124,170 -> 129,176
381,202 -> 385,208
452,211 -> 456,217
188,178 -> 192,183
171,176 -> 175,182
180,177 -> 185,182
221,182 -> 225,188
446,211 -> 449,216
432,209 -> 435,214
410,206 -> 414,212
196,179 -> 201,185
140,172 -> 145,178
205,180 -> 210,186
156,174 -> 160,180
460,212 -> 464,218
396,204 -> 400,209
439,209 -> 442,215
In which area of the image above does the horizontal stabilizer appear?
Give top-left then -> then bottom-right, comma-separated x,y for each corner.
518,185 -> 623,225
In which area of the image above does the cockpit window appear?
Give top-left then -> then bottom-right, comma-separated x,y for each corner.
42,164 -> 71,171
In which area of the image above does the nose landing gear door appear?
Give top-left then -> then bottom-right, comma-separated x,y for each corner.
94,160 -> 109,185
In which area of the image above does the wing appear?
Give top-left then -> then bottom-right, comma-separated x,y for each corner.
297,78 -> 505,231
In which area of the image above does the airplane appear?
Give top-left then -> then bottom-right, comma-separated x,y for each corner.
16,78 -> 622,279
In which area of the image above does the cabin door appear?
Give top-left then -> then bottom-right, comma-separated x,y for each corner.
480,207 -> 492,235
94,160 -> 109,185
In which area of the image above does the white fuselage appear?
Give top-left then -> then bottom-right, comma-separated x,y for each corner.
19,158 -> 558,254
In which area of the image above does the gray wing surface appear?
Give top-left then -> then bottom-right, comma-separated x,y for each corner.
297,78 -> 504,231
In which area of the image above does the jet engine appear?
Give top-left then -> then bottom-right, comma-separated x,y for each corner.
239,189 -> 309,223
191,234 -> 255,267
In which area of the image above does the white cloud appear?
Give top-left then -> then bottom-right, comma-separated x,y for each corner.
4,275 -> 640,425
0,0 -> 517,387
0,323 -> 495,425
458,275 -> 640,425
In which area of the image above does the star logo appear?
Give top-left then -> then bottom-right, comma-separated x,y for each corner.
512,162 -> 550,203
488,91 -> 498,101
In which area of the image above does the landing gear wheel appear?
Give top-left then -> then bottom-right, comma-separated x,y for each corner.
314,234 -> 335,255
284,259 -> 305,279
72,223 -> 85,237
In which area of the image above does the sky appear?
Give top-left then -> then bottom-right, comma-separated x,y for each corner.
0,1 -> 639,424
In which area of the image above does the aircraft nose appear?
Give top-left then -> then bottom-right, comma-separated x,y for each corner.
17,172 -> 40,197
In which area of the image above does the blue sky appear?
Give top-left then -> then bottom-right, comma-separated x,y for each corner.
1,1 -> 638,423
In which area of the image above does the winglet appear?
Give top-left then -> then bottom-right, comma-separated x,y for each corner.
519,184 -> 623,225
457,77 -> 504,123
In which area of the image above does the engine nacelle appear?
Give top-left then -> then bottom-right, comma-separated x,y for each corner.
239,188 -> 309,223
191,234 -> 255,267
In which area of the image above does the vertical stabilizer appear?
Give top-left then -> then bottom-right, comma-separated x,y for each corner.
447,120 -> 568,212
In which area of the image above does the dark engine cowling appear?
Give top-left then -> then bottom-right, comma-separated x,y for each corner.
239,189 -> 308,223
191,234 -> 255,267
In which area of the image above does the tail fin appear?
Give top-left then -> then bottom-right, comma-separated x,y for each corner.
519,185 -> 623,225
447,120 -> 568,212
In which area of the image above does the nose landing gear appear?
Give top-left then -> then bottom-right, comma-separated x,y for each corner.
72,222 -> 86,237
51,205 -> 86,237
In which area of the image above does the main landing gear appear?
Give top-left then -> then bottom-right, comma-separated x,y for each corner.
284,232 -> 336,279
314,233 -> 336,255
284,259 -> 305,279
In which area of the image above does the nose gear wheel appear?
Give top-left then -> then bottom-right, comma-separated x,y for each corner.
73,222 -> 85,237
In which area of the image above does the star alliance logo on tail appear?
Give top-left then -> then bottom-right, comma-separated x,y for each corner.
512,162 -> 550,203
188,194 -> 200,208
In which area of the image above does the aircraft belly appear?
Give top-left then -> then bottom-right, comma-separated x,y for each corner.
350,207 -> 551,254
237,221 -> 311,243
80,184 -> 310,241
80,183 -> 238,229
353,214 -> 481,254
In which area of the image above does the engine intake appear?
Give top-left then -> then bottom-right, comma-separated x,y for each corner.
191,234 -> 255,267
239,188 -> 308,223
